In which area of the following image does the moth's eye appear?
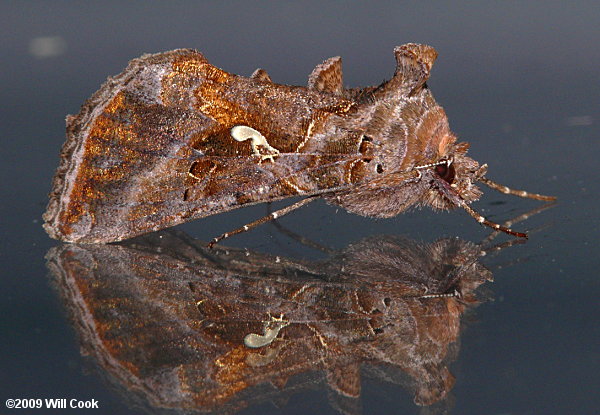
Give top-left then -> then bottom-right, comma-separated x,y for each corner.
435,163 -> 455,184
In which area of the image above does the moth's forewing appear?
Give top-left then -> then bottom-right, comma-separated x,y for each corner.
44,50 -> 363,243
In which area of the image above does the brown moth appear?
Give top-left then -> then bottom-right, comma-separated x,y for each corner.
43,44 -> 554,244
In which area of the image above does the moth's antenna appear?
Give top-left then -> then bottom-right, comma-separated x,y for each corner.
479,177 -> 556,201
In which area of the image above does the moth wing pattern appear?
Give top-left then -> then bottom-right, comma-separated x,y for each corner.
308,56 -> 344,95
44,49 -> 364,243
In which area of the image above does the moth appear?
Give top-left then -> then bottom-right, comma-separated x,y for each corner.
43,43 -> 555,244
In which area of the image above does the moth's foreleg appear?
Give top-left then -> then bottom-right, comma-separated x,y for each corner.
461,202 -> 528,238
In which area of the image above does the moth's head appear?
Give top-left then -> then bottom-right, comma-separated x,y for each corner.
420,141 -> 485,211
416,138 -> 555,238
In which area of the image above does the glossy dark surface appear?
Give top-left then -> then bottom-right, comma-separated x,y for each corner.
1,2 -> 598,414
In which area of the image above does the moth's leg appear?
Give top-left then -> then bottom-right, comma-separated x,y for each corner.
208,197 -> 317,248
461,202 -> 528,238
481,201 -> 556,246
474,203 -> 558,272
479,177 -> 556,201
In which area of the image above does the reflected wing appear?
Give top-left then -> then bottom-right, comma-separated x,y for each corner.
47,232 -> 484,410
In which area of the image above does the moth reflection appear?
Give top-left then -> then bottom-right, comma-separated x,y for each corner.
48,231 -> 508,414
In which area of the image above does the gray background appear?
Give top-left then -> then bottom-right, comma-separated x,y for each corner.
1,2 -> 598,414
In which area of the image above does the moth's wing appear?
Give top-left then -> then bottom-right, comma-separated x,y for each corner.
308,56 -> 344,95
250,68 -> 272,82
326,360 -> 361,398
43,49 -> 361,243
